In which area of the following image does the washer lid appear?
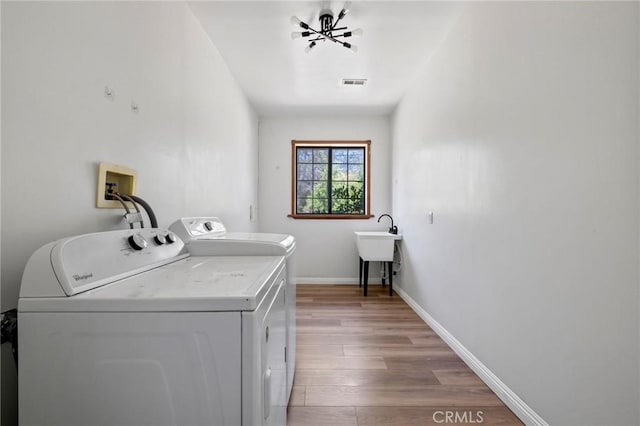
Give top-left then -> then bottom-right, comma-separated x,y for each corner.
19,255 -> 285,312
186,235 -> 295,257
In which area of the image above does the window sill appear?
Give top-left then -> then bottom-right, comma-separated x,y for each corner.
288,214 -> 374,220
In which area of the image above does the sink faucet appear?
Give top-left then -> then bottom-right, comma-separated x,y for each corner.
378,214 -> 398,234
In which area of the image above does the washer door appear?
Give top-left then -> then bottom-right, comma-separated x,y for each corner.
19,312 -> 241,426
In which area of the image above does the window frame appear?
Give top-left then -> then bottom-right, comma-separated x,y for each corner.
289,140 -> 373,220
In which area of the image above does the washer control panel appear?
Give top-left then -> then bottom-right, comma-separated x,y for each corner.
128,233 -> 148,250
46,229 -> 188,296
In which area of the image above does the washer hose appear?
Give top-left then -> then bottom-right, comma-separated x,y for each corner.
125,194 -> 158,228
109,193 -> 134,229
118,193 -> 144,228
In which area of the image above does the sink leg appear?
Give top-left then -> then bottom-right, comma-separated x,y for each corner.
363,261 -> 369,296
381,262 -> 386,287
388,261 -> 393,296
359,257 -> 363,288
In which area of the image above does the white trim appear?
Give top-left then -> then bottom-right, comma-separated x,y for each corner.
395,286 -> 548,426
298,277 -> 358,285
297,277 -> 385,285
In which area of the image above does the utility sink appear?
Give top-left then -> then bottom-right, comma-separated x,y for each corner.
355,232 -> 402,261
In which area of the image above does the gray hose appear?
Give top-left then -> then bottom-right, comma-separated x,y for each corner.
109,193 -> 134,229
126,194 -> 158,228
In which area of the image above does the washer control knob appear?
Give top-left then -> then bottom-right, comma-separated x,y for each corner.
128,234 -> 148,251
204,221 -> 214,231
154,234 -> 166,245
165,232 -> 177,244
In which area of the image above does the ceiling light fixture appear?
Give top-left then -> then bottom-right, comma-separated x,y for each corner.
291,3 -> 363,53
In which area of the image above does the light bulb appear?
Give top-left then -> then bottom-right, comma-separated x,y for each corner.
305,41 -> 317,54
291,32 -> 302,39
349,44 -> 358,53
291,16 -> 309,30
352,28 -> 363,37
342,2 -> 351,16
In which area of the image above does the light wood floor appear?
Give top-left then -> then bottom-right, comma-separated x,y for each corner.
288,284 -> 523,426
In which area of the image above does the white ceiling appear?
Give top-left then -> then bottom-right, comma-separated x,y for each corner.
188,1 -> 462,116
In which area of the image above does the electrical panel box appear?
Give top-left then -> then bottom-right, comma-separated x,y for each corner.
96,163 -> 137,209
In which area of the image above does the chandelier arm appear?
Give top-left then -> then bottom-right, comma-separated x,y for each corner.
305,26 -> 346,46
332,11 -> 347,30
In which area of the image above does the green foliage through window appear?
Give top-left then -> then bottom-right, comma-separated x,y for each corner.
294,143 -> 368,215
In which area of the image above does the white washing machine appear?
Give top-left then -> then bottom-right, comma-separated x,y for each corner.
170,217 -> 297,402
18,228 -> 287,426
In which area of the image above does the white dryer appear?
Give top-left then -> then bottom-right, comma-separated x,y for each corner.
170,217 -> 297,402
18,228 -> 287,426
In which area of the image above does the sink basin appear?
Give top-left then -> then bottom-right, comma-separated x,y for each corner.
355,232 -> 402,261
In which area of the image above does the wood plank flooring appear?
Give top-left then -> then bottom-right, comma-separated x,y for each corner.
288,285 -> 523,426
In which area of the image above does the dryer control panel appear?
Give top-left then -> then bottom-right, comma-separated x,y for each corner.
20,229 -> 189,298
170,217 -> 227,242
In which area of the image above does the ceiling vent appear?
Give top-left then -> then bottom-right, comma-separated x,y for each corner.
342,78 -> 367,86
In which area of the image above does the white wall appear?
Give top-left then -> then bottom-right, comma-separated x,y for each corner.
1,2 -> 258,425
258,116 -> 391,283
392,2 -> 639,425
0,2 -> 3,421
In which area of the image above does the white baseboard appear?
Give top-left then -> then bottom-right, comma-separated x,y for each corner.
297,277 -> 358,285
394,286 -> 548,426
297,277 -> 385,285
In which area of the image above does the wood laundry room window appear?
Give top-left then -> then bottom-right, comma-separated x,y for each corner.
289,140 -> 372,219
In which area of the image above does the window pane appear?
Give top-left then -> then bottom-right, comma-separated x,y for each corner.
332,181 -> 348,198
297,181 -> 312,198
332,199 -> 349,214
331,197 -> 364,214
332,164 -> 347,181
348,182 -> 363,199
348,149 -> 364,164
312,198 -> 328,214
348,164 -> 364,181
313,164 -> 328,180
333,149 -> 348,164
313,149 -> 328,163
312,181 -> 328,198
333,198 -> 355,214
297,164 -> 313,181
297,198 -> 312,213
297,148 -> 313,163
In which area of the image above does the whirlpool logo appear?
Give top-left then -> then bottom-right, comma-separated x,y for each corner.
72,273 -> 94,282
433,410 -> 484,424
